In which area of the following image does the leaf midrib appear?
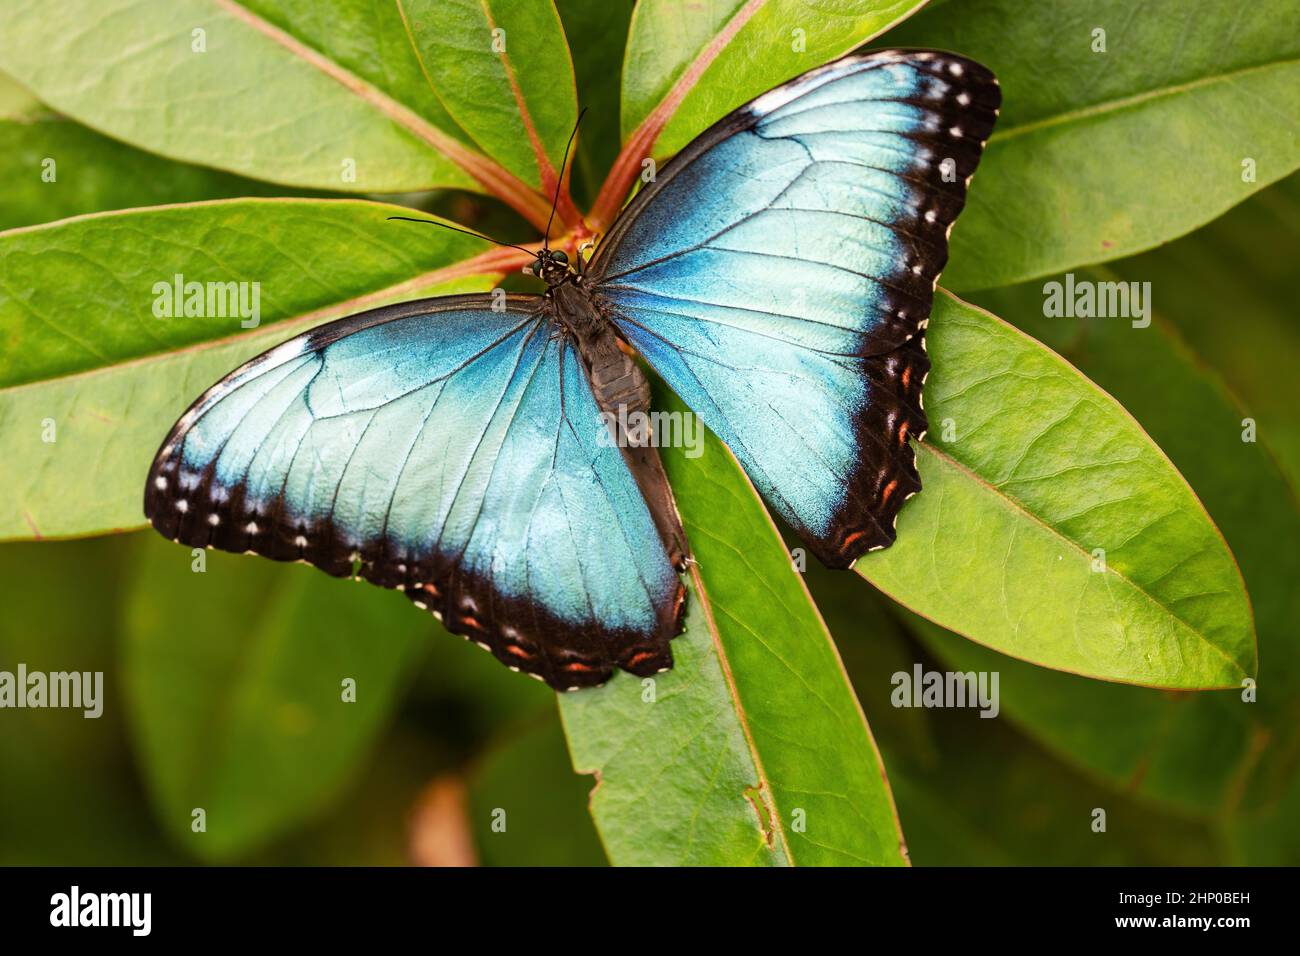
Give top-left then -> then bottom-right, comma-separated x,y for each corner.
0,201 -> 522,395
211,0 -> 552,227
915,440 -> 1251,681
687,563 -> 792,863
991,55 -> 1300,144
681,437 -> 908,864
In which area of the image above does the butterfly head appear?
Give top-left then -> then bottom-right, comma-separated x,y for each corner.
529,249 -> 572,286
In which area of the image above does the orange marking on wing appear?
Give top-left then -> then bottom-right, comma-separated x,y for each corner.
505,644 -> 533,659
843,529 -> 869,550
422,583 -> 440,598
625,651 -> 656,669
880,478 -> 899,506
461,616 -> 483,630
898,421 -> 910,445
901,365 -> 912,390
563,660 -> 596,673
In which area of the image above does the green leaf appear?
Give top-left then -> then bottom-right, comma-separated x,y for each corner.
0,114 -> 317,231
914,263 -> 1300,817
559,389 -> 907,867
0,69 -> 39,116
554,0 -> 636,207
591,0 -> 927,225
400,0 -> 577,196
0,198 -> 513,540
855,291 -> 1256,689
884,0 -> 1300,289
0,0 -> 552,215
121,531 -> 430,860
620,0 -> 925,153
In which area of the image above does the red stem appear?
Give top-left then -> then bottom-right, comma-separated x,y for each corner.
588,0 -> 767,229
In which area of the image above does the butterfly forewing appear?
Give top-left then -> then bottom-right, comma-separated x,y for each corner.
590,49 -> 999,566
145,294 -> 685,690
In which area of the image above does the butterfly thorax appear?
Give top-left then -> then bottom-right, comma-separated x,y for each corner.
551,280 -> 649,419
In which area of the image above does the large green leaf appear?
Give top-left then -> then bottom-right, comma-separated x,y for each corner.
0,67 -> 328,231
121,531 -> 429,860
559,390 -> 907,867
590,0 -> 927,225
910,265 -> 1299,818
0,0 -> 557,226
0,198 -> 516,540
856,291 -> 1255,689
885,0 -> 1300,289
400,0 -> 578,206
0,112 -> 318,232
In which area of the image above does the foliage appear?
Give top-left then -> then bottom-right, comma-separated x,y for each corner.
0,0 -> 1294,865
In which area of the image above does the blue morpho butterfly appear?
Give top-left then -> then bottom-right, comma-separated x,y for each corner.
145,49 -> 1000,691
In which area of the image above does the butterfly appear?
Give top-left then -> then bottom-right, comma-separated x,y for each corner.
145,49 -> 1000,691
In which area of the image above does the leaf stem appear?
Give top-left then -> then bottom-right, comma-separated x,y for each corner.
588,0 -> 767,229
216,0 -> 555,231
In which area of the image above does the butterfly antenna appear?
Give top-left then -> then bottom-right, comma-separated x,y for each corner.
385,216 -> 535,256
544,107 -> 587,249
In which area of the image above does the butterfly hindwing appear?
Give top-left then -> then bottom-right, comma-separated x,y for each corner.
145,294 -> 685,689
591,49 -> 999,566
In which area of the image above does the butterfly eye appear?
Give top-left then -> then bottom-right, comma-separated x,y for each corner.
550,250 -> 569,265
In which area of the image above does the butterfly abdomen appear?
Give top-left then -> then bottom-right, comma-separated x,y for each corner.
589,337 -> 651,418
554,282 -> 691,571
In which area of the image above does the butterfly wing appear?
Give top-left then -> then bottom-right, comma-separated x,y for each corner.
145,294 -> 685,690
590,49 -> 999,567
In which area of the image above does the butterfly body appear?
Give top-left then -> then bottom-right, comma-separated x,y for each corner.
549,268 -> 691,571
145,49 -> 1000,690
